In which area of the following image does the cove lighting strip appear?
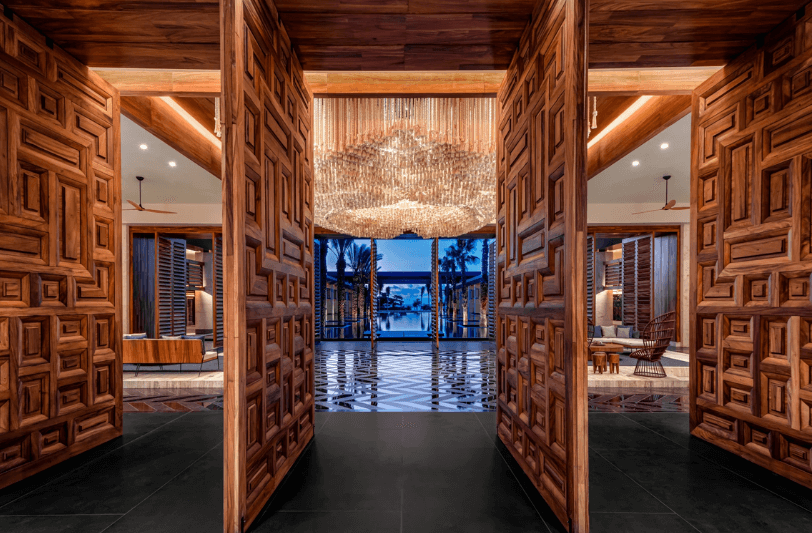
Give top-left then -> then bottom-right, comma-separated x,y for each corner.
587,95 -> 653,149
159,96 -> 221,149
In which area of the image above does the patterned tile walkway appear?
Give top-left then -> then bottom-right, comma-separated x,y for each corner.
123,344 -> 688,413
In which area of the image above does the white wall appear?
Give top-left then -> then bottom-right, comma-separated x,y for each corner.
121,203 -> 221,333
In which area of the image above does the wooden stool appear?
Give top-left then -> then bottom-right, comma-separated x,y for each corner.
608,353 -> 620,374
593,352 -> 607,374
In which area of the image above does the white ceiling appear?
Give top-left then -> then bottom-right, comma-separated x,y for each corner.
121,115 -> 221,205
588,113 -> 690,205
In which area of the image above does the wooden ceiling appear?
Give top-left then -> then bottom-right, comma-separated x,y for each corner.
5,1 -> 811,70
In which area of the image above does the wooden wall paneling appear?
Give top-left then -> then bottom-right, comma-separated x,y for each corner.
131,234 -> 156,336
222,0 -> 315,530
690,5 -> 812,491
621,235 -> 654,332
654,234 -> 679,340
0,11 -> 122,490
496,0 -> 589,531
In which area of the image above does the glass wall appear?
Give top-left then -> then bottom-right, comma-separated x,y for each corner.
316,236 -> 494,341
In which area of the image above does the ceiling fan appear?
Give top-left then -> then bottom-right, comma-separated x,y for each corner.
633,175 -> 689,215
124,176 -> 177,214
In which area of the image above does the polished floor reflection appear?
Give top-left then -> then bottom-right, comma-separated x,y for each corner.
315,342 -> 496,411
3,411 -> 812,533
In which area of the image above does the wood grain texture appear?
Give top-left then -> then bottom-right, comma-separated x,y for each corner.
690,4 -> 812,491
120,95 -> 221,178
588,67 -> 721,95
587,95 -> 691,179
6,1 -> 809,70
94,69 -> 221,97
0,10 -> 122,490
496,0 -> 589,531
122,339 -> 211,364
221,0 -> 315,530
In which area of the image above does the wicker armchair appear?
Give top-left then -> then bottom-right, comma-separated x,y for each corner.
628,311 -> 676,378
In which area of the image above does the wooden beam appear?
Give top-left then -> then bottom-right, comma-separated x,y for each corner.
121,95 -> 222,179
305,71 -> 505,95
588,68 -> 720,95
95,69 -> 221,96
587,95 -> 691,180
96,68 -> 720,97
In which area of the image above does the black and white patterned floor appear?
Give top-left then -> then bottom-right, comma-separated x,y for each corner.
122,341 -> 689,413
315,342 -> 497,411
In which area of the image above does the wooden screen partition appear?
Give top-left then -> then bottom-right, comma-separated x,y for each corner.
690,6 -> 812,491
0,12 -> 122,488
496,0 -> 589,531
222,0 -> 315,530
621,235 -> 653,333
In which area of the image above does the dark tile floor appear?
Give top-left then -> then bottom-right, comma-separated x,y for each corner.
2,411 -> 811,532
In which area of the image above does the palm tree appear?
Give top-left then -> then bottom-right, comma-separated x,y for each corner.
420,285 -> 426,309
440,253 -> 457,319
347,242 -> 382,322
329,238 -> 353,325
453,239 -> 478,322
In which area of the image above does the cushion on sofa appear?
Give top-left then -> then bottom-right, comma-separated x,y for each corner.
124,333 -> 147,340
617,326 -> 633,338
592,325 -> 602,338
601,325 -> 616,337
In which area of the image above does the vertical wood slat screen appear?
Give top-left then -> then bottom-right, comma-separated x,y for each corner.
156,237 -> 186,336
0,10 -> 122,490
690,6 -> 812,491
171,240 -> 186,335
495,0 -> 589,530
213,234 -> 224,348
187,260 -> 204,288
622,241 -> 636,327
222,0 -> 315,529
604,260 -> 622,289
488,240 -> 496,339
635,236 -> 652,332
586,236 -> 594,323
621,235 -> 654,332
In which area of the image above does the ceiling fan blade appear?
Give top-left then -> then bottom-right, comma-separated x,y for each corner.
668,206 -> 691,210
665,199 -> 677,209
632,208 -> 666,215
126,199 -> 144,211
141,208 -> 178,214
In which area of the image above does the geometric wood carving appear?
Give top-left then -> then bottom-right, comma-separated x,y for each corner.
496,1 -> 588,531
691,7 -> 812,492
0,11 -> 121,491
222,0 -> 315,531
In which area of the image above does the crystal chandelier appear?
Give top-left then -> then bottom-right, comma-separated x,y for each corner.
314,97 -> 496,239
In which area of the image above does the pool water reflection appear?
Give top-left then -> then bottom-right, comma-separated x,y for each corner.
322,311 -> 488,339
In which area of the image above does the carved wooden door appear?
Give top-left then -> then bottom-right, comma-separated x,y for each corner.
221,0 -> 315,531
0,12 -> 122,488
496,0 -> 589,531
690,7 -> 812,491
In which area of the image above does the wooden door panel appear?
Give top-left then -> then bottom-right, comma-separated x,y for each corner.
496,1 -> 588,531
0,12 -> 121,489
691,7 -> 812,491
222,0 -> 315,531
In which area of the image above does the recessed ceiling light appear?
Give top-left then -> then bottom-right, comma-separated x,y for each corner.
139,144 -> 148,150
168,161 -> 177,168
632,161 -> 640,167
660,142 -> 669,150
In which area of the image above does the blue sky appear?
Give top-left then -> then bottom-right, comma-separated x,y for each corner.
325,238 -> 491,272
